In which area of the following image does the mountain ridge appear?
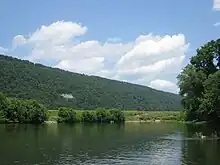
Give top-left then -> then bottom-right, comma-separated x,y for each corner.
0,54 -> 182,110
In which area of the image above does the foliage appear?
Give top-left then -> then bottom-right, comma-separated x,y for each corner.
177,39 -> 220,121
52,109 -> 185,123
56,108 -> 125,123
0,93 -> 8,112
96,109 -> 111,123
0,55 -> 182,111
57,107 -> 79,123
82,111 -> 97,123
28,100 -> 49,123
0,93 -> 48,123
109,109 -> 125,123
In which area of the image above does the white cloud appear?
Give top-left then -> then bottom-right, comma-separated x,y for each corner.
11,21 -> 189,93
0,47 -> 8,54
55,57 -> 104,74
213,0 -> 220,10
28,21 -> 87,44
12,35 -> 27,49
213,22 -> 220,27
116,34 -> 188,84
150,79 -> 178,93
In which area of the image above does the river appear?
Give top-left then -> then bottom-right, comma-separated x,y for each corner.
0,123 -> 220,165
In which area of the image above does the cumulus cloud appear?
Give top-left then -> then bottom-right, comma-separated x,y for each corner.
0,47 -> 8,54
55,57 -> 105,74
12,35 -> 27,49
116,34 -> 188,82
150,79 -> 178,93
213,0 -> 220,10
11,21 -> 189,93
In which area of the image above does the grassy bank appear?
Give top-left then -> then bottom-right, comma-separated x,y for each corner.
48,110 -> 185,123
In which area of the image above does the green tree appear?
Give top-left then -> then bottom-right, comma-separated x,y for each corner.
0,93 -> 8,112
96,109 -> 110,123
3,98 -> 20,122
82,111 -> 97,123
28,100 -> 48,124
199,71 -> 220,121
178,39 -> 220,121
1,96 -> 48,123
57,107 -> 78,123
109,109 -> 125,123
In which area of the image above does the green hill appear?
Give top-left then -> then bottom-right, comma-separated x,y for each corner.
0,55 -> 182,110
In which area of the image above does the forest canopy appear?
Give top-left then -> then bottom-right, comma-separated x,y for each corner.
178,39 -> 220,121
0,55 -> 182,111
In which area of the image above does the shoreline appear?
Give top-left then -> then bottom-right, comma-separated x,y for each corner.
0,120 -> 184,124
43,119 -> 186,124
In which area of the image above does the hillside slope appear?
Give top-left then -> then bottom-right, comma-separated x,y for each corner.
0,55 -> 182,110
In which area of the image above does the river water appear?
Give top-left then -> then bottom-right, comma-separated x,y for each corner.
0,123 -> 220,165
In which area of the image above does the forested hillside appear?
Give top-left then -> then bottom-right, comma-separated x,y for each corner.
0,55 -> 182,110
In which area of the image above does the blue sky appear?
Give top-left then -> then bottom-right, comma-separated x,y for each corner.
0,0 -> 220,93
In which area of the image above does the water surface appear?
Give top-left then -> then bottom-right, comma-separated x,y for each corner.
0,123 -> 220,165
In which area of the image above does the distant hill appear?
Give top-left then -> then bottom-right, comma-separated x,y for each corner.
0,55 -> 182,110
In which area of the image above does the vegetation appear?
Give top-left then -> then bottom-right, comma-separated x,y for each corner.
178,39 -> 220,122
122,110 -> 185,122
57,107 -> 79,123
0,93 -> 48,123
0,93 -> 183,124
49,109 -> 183,123
0,54 -> 182,111
57,108 -> 125,123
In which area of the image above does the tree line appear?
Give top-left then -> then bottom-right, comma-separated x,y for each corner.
0,93 -> 125,124
57,107 -> 125,123
178,39 -> 220,122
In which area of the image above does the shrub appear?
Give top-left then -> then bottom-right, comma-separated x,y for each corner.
28,100 -> 48,124
109,110 -> 125,123
57,107 -> 78,123
96,109 -> 111,123
1,96 -> 48,123
0,93 -> 8,112
82,111 -> 97,123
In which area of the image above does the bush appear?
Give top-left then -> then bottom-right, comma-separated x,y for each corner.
109,110 -> 125,123
57,107 -> 78,123
1,96 -> 48,123
28,100 -> 48,124
82,111 -> 97,123
96,109 -> 111,123
0,93 -> 8,112
3,98 -> 20,122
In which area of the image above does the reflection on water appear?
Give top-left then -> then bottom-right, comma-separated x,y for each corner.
0,123 -> 220,165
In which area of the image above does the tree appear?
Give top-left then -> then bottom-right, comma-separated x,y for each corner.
0,93 -> 8,112
28,100 -> 48,124
177,39 -> 220,121
57,107 -> 78,123
199,71 -> 220,121
109,109 -> 125,123
1,95 -> 48,123
96,109 -> 110,123
82,111 -> 97,123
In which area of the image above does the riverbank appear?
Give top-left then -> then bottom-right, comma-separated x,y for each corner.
0,110 -> 186,124
48,110 -> 185,123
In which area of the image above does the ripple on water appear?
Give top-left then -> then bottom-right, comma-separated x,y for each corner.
57,137 -> 183,165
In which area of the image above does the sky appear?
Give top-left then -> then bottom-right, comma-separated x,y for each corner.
0,0 -> 220,94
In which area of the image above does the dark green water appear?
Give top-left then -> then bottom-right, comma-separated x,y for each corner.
0,123 -> 220,165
